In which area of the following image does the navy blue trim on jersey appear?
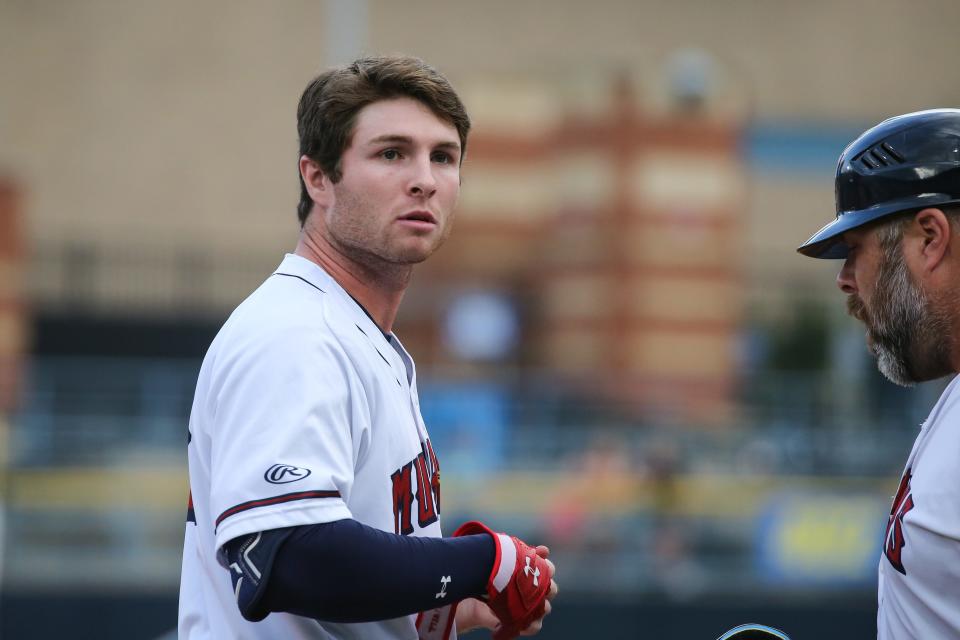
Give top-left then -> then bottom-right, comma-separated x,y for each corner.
354,323 -> 402,387
272,271 -> 327,293
187,492 -> 196,524
215,490 -> 341,530
345,292 -> 393,342
346,292 -> 379,329
273,269 -> 401,386
230,519 -> 494,623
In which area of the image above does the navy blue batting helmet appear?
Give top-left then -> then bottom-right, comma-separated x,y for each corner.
798,109 -> 960,259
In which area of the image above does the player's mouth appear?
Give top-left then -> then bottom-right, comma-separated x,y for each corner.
846,294 -> 868,324
396,210 -> 437,230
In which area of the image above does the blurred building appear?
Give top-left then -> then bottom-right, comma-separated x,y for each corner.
0,178 -> 25,414
3,1 -> 960,638
2,0 -> 958,312
405,76 -> 745,423
3,1 -> 958,396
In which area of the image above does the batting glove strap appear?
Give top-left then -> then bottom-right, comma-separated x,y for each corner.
452,521 -> 551,640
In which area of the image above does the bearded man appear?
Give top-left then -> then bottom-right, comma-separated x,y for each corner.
798,109 -> 960,639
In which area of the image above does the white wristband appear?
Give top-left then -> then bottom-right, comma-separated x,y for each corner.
491,533 -> 516,593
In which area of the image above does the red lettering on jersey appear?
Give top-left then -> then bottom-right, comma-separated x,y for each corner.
414,451 -> 438,528
426,439 -> 441,513
884,469 -> 915,575
390,441 -> 442,535
391,461 -> 415,535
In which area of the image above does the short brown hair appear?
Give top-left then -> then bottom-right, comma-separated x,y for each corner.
295,56 -> 471,226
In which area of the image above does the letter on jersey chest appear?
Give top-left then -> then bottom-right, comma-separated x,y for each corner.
884,468 -> 915,575
390,440 -> 442,535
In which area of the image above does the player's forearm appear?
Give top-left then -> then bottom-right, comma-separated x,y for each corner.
224,518 -> 494,623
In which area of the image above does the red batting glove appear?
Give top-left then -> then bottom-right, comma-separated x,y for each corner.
453,521 -> 552,640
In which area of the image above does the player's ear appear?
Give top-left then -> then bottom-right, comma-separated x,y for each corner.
911,207 -> 952,273
299,155 -> 333,208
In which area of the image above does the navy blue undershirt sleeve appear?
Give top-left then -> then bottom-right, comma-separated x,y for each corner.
224,519 -> 495,623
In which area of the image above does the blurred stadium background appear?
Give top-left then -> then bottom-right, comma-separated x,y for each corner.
2,1 -> 959,637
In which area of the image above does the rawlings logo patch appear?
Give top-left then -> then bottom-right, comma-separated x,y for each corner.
264,464 -> 312,484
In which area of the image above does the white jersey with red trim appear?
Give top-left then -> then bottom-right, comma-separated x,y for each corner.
178,253 -> 452,640
877,374 -> 960,639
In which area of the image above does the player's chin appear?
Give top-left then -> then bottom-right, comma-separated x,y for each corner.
390,239 -> 446,263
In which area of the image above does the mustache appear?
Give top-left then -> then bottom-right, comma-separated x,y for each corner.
846,294 -> 869,323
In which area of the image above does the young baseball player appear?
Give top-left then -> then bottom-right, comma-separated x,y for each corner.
798,109 -> 960,639
178,56 -> 557,639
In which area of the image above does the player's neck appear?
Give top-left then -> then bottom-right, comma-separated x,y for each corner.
294,231 -> 408,334
947,293 -> 960,376
929,255 -> 960,375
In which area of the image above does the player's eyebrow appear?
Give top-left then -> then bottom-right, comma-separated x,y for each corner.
366,134 -> 461,152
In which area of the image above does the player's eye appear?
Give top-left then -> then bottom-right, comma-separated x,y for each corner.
431,151 -> 453,164
381,149 -> 402,161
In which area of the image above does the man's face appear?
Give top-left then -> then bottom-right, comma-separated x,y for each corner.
319,97 -> 461,270
837,223 -> 951,385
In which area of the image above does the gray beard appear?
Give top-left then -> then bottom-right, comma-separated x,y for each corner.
847,250 -> 951,386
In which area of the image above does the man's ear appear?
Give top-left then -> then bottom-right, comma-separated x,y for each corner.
299,155 -> 332,209
912,207 -> 953,272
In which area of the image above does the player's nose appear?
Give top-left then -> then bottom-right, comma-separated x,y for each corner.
836,258 -> 857,294
408,155 -> 437,198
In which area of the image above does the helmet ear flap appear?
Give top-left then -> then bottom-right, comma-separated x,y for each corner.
799,109 -> 960,259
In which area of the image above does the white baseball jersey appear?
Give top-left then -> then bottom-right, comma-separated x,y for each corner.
179,253 -> 453,640
877,373 -> 960,639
